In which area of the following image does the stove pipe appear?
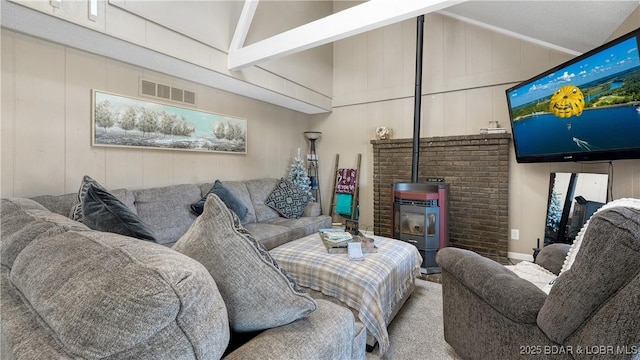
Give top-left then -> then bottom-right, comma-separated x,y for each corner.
411,15 -> 425,183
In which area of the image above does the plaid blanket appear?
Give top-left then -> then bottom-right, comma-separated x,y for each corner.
270,233 -> 422,354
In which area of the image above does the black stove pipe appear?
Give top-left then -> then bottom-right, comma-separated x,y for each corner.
411,15 -> 425,183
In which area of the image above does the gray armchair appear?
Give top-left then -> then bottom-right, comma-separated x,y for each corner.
437,206 -> 640,360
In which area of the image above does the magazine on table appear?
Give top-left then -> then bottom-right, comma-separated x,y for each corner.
319,229 -> 353,243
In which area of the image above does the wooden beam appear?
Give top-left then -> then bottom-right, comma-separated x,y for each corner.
229,0 -> 259,51
228,0 -> 465,71
438,10 -> 582,56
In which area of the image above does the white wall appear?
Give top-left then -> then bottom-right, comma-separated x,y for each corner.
1,0 -> 336,197
1,29 -> 313,197
7,0 -> 334,111
319,6 -> 640,257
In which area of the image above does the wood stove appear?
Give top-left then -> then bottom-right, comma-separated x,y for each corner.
387,15 -> 450,274
392,182 -> 448,274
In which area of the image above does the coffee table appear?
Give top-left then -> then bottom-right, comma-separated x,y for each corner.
270,232 -> 422,354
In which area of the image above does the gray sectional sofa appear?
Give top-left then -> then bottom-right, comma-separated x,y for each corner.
437,204 -> 640,360
1,178 -> 365,359
30,178 -> 331,249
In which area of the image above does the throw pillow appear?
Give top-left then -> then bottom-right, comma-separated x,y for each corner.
69,175 -> 109,222
82,184 -> 157,242
173,194 -> 317,332
191,180 -> 248,219
264,178 -> 310,219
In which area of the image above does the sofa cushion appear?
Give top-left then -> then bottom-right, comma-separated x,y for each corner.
264,178 -> 310,219
69,175 -> 109,222
262,215 -> 332,247
33,189 -> 137,218
303,201 -> 322,217
31,192 -> 83,217
82,185 -> 157,242
9,228 -> 230,359
220,181 -> 257,225
1,198 -> 88,269
173,194 -> 317,332
437,247 -> 547,324
133,184 -> 201,245
200,181 -> 257,225
538,207 -> 640,344
224,299 -> 359,360
242,222 -> 292,251
245,178 -> 281,222
192,180 -> 248,219
534,243 -> 570,276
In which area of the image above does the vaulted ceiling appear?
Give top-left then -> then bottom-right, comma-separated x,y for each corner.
230,0 -> 639,70
3,0 -> 638,114
443,1 -> 638,54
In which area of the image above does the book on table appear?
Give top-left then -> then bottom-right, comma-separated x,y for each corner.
322,231 -> 353,243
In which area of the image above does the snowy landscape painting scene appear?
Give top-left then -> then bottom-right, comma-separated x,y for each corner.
92,90 -> 247,154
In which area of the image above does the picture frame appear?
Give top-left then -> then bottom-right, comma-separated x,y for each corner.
91,90 -> 247,154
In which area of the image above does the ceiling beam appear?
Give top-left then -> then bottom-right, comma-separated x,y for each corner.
229,0 -> 259,51
228,0 -> 465,71
438,10 -> 582,56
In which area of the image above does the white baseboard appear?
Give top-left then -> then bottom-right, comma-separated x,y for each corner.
508,252 -> 534,262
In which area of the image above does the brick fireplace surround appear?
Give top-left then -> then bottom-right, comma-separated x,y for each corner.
372,133 -> 511,263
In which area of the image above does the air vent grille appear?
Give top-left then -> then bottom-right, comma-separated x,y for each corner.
141,80 -> 156,96
157,84 -> 170,100
139,78 -> 196,106
171,87 -> 183,102
184,91 -> 195,104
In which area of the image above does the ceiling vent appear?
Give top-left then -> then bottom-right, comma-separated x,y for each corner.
140,78 -> 196,106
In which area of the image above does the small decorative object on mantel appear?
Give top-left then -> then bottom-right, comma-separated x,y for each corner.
480,127 -> 507,134
480,120 -> 506,134
375,126 -> 393,140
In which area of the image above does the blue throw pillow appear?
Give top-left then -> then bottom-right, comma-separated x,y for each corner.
69,175 -> 109,222
82,184 -> 157,242
192,180 -> 248,219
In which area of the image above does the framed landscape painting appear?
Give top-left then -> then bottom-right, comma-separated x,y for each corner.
91,90 -> 247,154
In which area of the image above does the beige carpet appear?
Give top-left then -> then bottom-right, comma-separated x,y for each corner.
365,279 -> 461,360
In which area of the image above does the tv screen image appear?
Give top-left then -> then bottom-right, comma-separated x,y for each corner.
506,28 -> 640,163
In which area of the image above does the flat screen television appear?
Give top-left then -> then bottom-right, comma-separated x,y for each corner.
506,28 -> 640,163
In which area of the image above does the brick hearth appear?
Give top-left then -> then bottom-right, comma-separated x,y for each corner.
372,133 -> 510,263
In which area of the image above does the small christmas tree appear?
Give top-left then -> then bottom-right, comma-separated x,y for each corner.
289,148 -> 314,201
546,190 -> 563,233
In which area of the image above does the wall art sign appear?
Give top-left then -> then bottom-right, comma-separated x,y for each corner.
92,90 -> 247,154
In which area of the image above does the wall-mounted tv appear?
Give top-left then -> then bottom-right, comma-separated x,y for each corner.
506,28 -> 640,163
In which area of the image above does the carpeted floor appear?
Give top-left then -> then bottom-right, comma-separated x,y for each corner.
365,279 -> 461,360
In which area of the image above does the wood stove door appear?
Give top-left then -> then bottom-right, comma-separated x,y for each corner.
394,204 -> 439,251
